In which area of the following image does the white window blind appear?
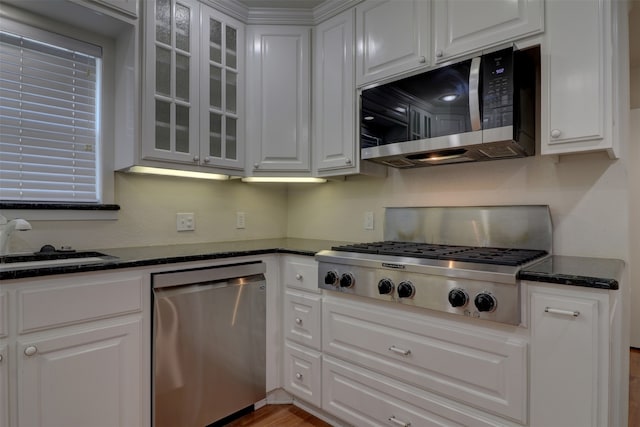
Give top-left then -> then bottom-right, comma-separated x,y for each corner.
0,23 -> 102,203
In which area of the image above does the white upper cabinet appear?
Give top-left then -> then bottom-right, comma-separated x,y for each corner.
541,0 -> 623,158
246,26 -> 311,174
433,0 -> 543,62
313,9 -> 357,175
355,0 -> 431,87
199,7 -> 245,170
141,0 -> 245,171
142,0 -> 200,164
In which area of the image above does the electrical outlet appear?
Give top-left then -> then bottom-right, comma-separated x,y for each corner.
236,211 -> 246,229
364,211 -> 374,230
177,213 -> 195,231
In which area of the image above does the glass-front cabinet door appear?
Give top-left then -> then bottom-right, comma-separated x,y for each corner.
143,0 -> 199,164
200,7 -> 245,170
142,0 -> 244,170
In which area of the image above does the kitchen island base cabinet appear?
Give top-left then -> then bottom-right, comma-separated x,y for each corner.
528,284 -> 610,427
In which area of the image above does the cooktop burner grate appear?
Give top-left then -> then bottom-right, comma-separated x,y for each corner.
331,241 -> 547,266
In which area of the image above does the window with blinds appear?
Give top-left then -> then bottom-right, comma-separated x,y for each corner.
0,22 -> 102,203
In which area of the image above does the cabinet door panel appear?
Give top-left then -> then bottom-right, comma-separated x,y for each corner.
356,0 -> 430,86
542,0 -> 607,154
142,0 -> 200,163
314,9 -> 357,174
283,341 -> 321,407
247,27 -> 311,172
529,290 -> 607,427
434,0 -> 543,60
0,344 -> 7,427
17,320 -> 142,427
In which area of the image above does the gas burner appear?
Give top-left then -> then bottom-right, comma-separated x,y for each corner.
331,241 -> 547,267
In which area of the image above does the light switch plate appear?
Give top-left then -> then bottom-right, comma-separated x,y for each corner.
177,213 -> 195,231
236,212 -> 246,229
364,211 -> 374,230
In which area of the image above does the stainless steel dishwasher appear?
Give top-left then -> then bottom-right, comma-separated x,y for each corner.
152,261 -> 266,427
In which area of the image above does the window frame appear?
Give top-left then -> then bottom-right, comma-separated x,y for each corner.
0,3 -> 119,220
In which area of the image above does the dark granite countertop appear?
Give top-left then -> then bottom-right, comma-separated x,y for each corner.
519,255 -> 624,290
0,238 -> 346,280
2,241 -> 625,291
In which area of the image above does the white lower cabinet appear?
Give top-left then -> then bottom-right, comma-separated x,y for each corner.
1,271 -> 147,427
528,284 -> 609,427
284,341 -> 322,408
0,343 -> 7,427
281,256 -> 322,407
322,295 -> 528,424
17,320 -> 142,427
323,356 -> 520,427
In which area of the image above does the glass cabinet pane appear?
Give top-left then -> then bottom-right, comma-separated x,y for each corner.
156,47 -> 171,96
155,100 -> 171,151
226,71 -> 236,114
209,113 -> 222,157
175,104 -> 190,153
210,65 -> 222,109
175,53 -> 190,101
156,0 -> 171,45
225,117 -> 237,160
225,26 -> 237,69
210,19 -> 222,64
175,3 -> 191,52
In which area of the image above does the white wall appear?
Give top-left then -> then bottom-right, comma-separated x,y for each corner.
288,153 -> 629,260
9,173 -> 289,252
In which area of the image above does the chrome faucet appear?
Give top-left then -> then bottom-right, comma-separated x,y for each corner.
0,214 -> 32,256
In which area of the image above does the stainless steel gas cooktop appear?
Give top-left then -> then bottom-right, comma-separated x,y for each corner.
316,206 -> 553,325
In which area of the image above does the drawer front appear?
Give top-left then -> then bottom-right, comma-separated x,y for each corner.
283,256 -> 319,293
323,356 -> 519,427
284,289 -> 321,350
284,341 -> 321,407
0,292 -> 6,338
19,273 -> 144,333
323,297 -> 527,423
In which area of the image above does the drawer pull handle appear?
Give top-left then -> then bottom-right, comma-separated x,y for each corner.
295,372 -> 303,380
295,317 -> 303,325
545,307 -> 580,317
388,345 -> 411,356
388,416 -> 411,427
24,346 -> 38,356
295,274 -> 303,280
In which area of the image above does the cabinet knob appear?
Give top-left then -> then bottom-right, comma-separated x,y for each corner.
418,56 -> 426,64
345,158 -> 352,165
295,372 -> 303,380
0,354 -> 3,362
436,50 -> 444,58
253,163 -> 259,169
193,156 -> 200,163
203,156 -> 211,163
295,317 -> 303,325
295,273 -> 303,280
550,129 -> 562,138
24,346 -> 38,356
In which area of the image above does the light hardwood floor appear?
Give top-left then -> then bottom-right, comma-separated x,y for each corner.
229,349 -> 640,427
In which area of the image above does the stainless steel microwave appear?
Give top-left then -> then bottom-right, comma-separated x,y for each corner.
360,46 -> 539,168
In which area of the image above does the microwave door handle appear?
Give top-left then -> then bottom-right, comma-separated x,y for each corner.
469,57 -> 482,131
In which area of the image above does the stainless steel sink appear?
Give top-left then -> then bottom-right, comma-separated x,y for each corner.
0,251 -> 118,271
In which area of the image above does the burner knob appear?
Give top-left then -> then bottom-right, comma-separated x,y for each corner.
377,278 -> 394,295
324,270 -> 339,286
474,292 -> 497,312
340,273 -> 355,288
448,288 -> 468,307
397,281 -> 415,299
